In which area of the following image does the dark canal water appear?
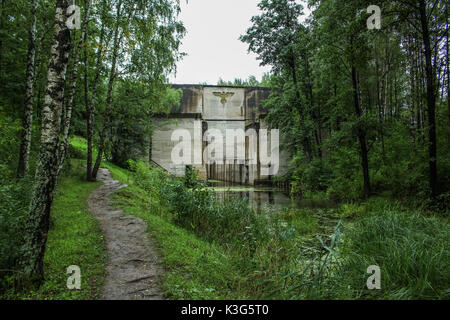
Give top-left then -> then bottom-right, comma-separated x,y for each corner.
207,181 -> 336,211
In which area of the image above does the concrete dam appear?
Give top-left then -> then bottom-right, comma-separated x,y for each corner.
151,85 -> 290,185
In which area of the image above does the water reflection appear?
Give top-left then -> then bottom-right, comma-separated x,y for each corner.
207,180 -> 336,211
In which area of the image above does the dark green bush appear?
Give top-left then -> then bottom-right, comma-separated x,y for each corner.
0,108 -> 21,180
0,180 -> 32,290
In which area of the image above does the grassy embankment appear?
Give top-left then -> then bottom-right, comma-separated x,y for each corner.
69,137 -> 449,300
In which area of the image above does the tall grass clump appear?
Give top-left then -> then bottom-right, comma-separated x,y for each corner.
334,209 -> 449,299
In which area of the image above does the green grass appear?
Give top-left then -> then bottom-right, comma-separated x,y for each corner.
68,136 -> 98,160
3,160 -> 107,299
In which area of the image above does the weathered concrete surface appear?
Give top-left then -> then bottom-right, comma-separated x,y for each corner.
202,86 -> 245,120
88,168 -> 164,300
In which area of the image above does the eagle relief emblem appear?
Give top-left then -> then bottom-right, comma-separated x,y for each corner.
213,92 -> 234,105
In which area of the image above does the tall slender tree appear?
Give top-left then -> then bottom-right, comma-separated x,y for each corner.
58,0 -> 91,177
240,0 -> 313,160
17,0 -> 38,178
418,0 -> 438,197
19,0 -> 72,285
91,0 -> 124,180
85,0 -> 108,181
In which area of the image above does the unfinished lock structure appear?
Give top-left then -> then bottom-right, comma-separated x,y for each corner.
150,84 -> 290,186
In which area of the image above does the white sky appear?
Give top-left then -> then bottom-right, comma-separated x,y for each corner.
169,0 -> 273,85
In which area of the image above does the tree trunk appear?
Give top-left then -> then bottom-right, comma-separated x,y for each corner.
19,0 -> 71,286
92,0 -> 123,179
408,36 -> 416,148
419,0 -> 438,198
84,29 -> 93,181
0,0 -> 5,78
305,56 -> 322,159
57,0 -> 91,177
446,3 -> 449,124
86,0 -> 106,181
290,49 -> 312,161
17,0 -> 38,178
375,52 -> 386,159
351,60 -> 371,197
409,44 -> 416,149
85,42 -> 93,180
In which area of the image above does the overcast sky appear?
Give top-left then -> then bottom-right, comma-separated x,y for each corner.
169,0 -> 274,85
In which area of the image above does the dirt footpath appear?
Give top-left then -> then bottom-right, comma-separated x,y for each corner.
87,168 -> 164,300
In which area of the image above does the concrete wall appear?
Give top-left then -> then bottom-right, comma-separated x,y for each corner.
151,85 -> 289,185
151,118 -> 196,175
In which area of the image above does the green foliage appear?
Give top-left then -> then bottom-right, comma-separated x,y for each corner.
184,165 -> 200,188
241,0 -> 449,202
68,136 -> 89,160
0,181 -> 31,283
325,144 -> 363,201
0,108 -> 22,179
0,109 -> 34,285
216,75 -> 265,87
109,81 -> 182,168
119,161 -> 323,298
0,0 -> 54,117
291,153 -> 332,196
337,203 -> 365,219
240,0 -> 305,72
123,0 -> 186,84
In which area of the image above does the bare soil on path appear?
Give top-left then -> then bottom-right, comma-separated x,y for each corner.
87,168 -> 164,300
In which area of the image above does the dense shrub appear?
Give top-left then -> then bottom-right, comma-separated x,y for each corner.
0,109 -> 34,290
0,181 -> 32,290
0,108 -> 21,180
286,117 -> 449,203
291,153 -> 332,196
131,161 -> 265,248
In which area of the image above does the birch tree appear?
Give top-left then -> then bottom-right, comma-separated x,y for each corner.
57,0 -> 91,177
16,0 -> 38,178
19,0 -> 72,285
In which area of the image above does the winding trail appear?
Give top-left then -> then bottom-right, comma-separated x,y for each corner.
87,168 -> 164,300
